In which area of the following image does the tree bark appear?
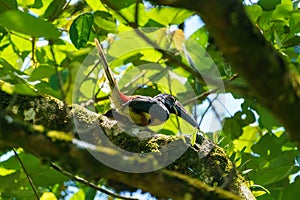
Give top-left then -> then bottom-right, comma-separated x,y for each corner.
0,91 -> 254,199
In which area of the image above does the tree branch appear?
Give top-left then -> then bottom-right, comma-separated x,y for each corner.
0,91 -> 253,199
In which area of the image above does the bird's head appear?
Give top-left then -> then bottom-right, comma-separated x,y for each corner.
154,93 -> 199,129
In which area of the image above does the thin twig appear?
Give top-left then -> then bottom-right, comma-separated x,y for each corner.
79,60 -> 101,88
198,97 -> 213,128
13,149 -> 40,200
31,37 -> 37,67
50,162 -> 138,200
134,0 -> 140,27
182,88 -> 218,106
207,95 -> 223,125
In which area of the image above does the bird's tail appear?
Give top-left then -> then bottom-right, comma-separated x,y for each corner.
94,38 -> 125,109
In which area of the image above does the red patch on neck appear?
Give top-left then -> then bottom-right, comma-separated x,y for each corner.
119,92 -> 135,103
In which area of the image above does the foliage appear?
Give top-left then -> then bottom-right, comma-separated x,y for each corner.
0,0 -> 299,199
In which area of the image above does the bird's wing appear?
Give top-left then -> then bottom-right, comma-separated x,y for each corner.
123,96 -> 170,124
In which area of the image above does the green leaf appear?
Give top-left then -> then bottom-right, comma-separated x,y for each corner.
119,3 -> 148,26
29,64 -> 57,81
14,83 -> 37,96
252,133 -> 281,159
245,4 -> 263,23
233,126 -> 260,153
223,117 -> 243,139
233,110 -> 256,127
1,152 -> 67,187
272,0 -> 293,20
0,10 -> 60,38
100,0 -> 135,10
43,0 -> 66,21
49,70 -> 68,90
147,7 -> 194,26
256,105 -> 280,130
17,0 -> 42,8
85,0 -> 106,11
184,38 -> 213,70
252,151 -> 298,185
40,192 -> 57,200
69,13 -> 94,49
93,11 -> 117,34
34,81 -> 62,98
0,0 -> 17,14
258,0 -> 281,11
282,177 -> 300,200
190,26 -> 208,48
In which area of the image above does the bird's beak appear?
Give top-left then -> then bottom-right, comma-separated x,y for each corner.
173,101 -> 199,130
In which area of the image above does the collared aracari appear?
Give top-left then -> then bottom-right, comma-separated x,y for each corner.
94,39 -> 199,129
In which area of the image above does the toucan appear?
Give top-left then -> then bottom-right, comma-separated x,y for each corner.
94,39 -> 199,129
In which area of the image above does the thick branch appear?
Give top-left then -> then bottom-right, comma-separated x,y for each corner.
148,0 -> 300,147
0,91 -> 253,199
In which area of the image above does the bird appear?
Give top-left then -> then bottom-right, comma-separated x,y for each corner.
94,38 -> 199,130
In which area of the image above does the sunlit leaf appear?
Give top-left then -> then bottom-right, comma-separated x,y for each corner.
43,0 -> 66,21
70,189 -> 85,200
272,0 -> 293,20
0,167 -> 16,176
184,38 -> 213,70
233,126 -> 260,153
190,27 -> 208,48
93,11 -> 117,34
119,3 -> 148,26
70,13 -> 94,49
0,10 -> 60,38
100,0 -> 135,10
29,64 -> 56,81
85,0 -> 106,11
147,7 -> 194,26
41,192 -> 57,200
245,4 -> 263,23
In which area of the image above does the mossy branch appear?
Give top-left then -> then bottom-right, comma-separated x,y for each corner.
0,91 -> 253,199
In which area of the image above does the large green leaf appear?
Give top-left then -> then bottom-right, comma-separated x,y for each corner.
252,133 -> 282,159
190,26 -> 208,48
251,151 -> 298,185
282,177 -> 300,200
17,0 -> 43,9
0,58 -> 38,96
0,0 -> 17,14
28,64 -> 56,81
245,4 -> 263,23
70,13 -> 94,49
43,0 -> 66,21
0,152 -> 67,199
256,105 -> 280,130
147,7 -> 194,26
100,0 -> 135,10
85,0 -> 106,11
258,0 -> 281,11
0,10 -> 60,38
223,117 -> 243,139
93,11 -> 117,34
119,3 -> 148,26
